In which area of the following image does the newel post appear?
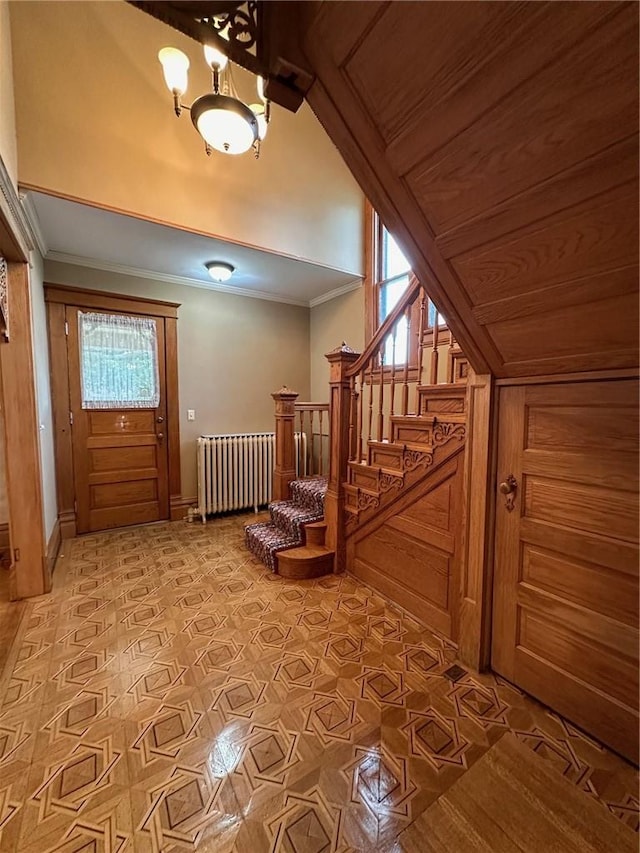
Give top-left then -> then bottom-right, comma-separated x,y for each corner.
272,386 -> 299,501
324,343 -> 360,573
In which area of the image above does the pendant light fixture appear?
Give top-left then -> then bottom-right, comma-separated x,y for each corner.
158,40 -> 270,158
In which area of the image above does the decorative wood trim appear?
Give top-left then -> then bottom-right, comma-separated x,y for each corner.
20,183 -> 361,278
46,301 -> 75,537
165,317 -> 182,514
1,263 -> 48,598
170,495 -> 197,521
44,283 -> 180,318
45,284 -> 182,535
458,371 -> 496,670
59,510 -> 76,541
0,522 -> 9,550
46,517 -> 62,579
495,367 -> 639,386
0,156 -> 32,262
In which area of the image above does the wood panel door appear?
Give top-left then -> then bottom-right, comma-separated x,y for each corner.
492,379 -> 639,762
67,306 -> 169,533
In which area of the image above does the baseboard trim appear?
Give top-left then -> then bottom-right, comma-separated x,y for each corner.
170,495 -> 197,521
46,517 -> 62,582
59,509 -> 76,540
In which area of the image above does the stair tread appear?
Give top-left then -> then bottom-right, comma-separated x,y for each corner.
304,520 -> 327,529
417,383 -> 466,393
278,545 -> 333,559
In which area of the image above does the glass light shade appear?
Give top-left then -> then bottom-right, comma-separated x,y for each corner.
249,104 -> 268,140
257,75 -> 266,103
204,43 -> 228,71
191,94 -> 258,155
158,47 -> 189,94
205,262 -> 234,282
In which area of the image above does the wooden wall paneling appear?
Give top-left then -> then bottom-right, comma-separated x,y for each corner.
406,7 -> 638,232
165,317 -> 183,521
300,2 -> 638,379
1,263 -> 48,598
452,183 -> 639,306
46,300 -> 76,538
458,371 -> 495,670
350,450 -> 464,641
436,134 -> 640,260
382,4 -> 618,177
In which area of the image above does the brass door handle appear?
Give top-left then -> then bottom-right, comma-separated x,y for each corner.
499,474 -> 518,511
157,432 -> 164,441
156,416 -> 164,424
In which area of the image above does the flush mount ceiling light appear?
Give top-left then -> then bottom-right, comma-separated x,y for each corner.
158,38 -> 269,158
205,261 -> 235,282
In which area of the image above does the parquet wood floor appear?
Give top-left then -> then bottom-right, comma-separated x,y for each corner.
0,516 -> 636,852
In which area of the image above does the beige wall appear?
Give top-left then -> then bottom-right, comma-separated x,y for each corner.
30,251 -> 58,540
11,1 -> 364,276
0,0 -> 17,185
44,260 -> 310,500
309,287 -> 364,401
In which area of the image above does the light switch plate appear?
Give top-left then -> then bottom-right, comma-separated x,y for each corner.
187,409 -> 195,421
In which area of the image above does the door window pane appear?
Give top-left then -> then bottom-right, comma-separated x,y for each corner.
79,312 -> 160,409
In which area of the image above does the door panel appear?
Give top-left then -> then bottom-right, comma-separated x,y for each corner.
492,379 -> 639,762
67,306 -> 169,533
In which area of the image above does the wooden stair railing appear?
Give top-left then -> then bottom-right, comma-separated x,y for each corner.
321,276 -> 469,572
271,387 -> 330,501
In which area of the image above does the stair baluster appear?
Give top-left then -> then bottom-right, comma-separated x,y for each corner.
402,303 -> 411,416
430,297 -> 440,385
356,367 -> 364,463
377,345 -> 385,442
389,322 -> 397,420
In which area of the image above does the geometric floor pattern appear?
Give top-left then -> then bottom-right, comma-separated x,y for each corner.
0,515 -> 637,852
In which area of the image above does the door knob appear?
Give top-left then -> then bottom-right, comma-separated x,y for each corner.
499,474 -> 518,511
157,432 -> 164,441
156,416 -> 164,424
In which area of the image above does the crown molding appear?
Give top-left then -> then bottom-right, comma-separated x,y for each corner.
309,277 -> 362,308
0,157 -> 34,261
45,251 -> 311,307
19,192 -> 48,257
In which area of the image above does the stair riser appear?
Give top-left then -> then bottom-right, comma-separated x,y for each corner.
418,395 -> 465,416
392,423 -> 434,445
350,468 -> 380,490
368,445 -> 404,470
276,551 -> 334,579
304,523 -> 327,547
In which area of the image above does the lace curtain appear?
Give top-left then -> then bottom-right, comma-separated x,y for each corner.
79,312 -> 160,409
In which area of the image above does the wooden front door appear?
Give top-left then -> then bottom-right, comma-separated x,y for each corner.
67,306 -> 169,533
491,379 -> 639,762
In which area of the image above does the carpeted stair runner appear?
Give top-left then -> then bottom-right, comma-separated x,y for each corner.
245,476 -> 327,571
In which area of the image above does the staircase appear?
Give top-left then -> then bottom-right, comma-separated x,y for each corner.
245,476 -> 334,578
344,384 -> 467,528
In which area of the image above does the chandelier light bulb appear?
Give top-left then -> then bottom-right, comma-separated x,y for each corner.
205,261 -> 235,282
257,75 -> 266,103
158,47 -> 189,95
204,43 -> 228,71
249,103 -> 268,141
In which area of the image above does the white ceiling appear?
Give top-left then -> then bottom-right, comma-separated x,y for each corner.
24,192 -> 361,307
